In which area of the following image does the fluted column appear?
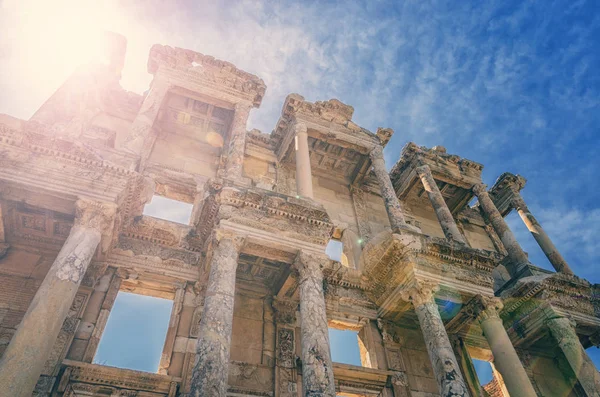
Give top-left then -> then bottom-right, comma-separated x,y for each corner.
295,252 -> 335,396
546,317 -> 600,396
512,193 -> 574,275
123,78 -> 171,157
370,146 -> 409,232
473,183 -> 529,277
0,200 -> 115,397
401,281 -> 468,397
294,122 -> 314,199
416,165 -> 466,244
189,230 -> 244,397
225,102 -> 252,181
476,297 -> 537,397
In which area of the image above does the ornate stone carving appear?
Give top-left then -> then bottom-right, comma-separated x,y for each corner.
74,199 -> 117,238
400,280 -> 439,308
277,328 -> 296,368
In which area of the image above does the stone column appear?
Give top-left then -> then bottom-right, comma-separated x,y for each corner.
294,122 -> 314,199
123,78 -> 171,157
225,102 -> 252,181
369,146 -> 409,232
416,165 -> 466,244
294,252 -> 335,396
0,200 -> 115,397
189,231 -> 244,397
476,297 -> 537,397
473,183 -> 529,276
401,281 -> 468,397
512,193 -> 574,275
546,316 -> 600,396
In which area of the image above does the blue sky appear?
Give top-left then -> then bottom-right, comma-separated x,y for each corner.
94,292 -> 173,372
1,0 -> 599,382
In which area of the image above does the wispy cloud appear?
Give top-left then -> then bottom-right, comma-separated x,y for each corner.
1,0 -> 598,280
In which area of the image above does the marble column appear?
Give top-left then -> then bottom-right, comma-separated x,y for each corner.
401,281 -> 468,397
295,252 -> 335,396
512,193 -> 574,275
416,165 -> 466,244
225,102 -> 252,181
189,231 -> 244,397
473,183 -> 529,276
0,200 -> 115,397
369,146 -> 409,232
123,78 -> 171,157
546,317 -> 600,396
294,122 -> 314,199
476,297 -> 537,397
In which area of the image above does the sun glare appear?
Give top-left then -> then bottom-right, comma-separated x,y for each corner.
5,0 -> 131,79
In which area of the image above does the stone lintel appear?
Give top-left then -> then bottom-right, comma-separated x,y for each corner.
60,359 -> 180,395
332,362 -> 397,396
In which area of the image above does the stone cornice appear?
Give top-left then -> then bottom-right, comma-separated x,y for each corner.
272,94 -> 381,159
488,172 -> 527,217
148,45 -> 266,107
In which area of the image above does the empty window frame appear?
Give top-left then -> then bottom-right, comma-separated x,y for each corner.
93,291 -> 173,373
143,195 -> 194,225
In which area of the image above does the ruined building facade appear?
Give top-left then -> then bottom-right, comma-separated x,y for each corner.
0,35 -> 598,397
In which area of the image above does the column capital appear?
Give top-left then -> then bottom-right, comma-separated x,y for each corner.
292,121 -> 308,135
294,251 -> 327,280
511,192 -> 528,211
472,183 -> 488,196
415,164 -> 431,177
74,199 -> 117,234
233,101 -> 253,112
400,280 -> 439,308
545,315 -> 577,331
476,296 -> 504,323
212,228 -> 246,251
369,145 -> 384,161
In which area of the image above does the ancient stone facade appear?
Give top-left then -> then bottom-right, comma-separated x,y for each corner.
0,33 -> 598,397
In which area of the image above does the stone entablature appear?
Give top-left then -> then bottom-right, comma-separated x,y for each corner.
147,44 -> 266,107
390,142 -> 483,215
361,230 -> 497,320
272,94 -> 386,185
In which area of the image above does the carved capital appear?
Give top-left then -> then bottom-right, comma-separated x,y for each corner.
415,164 -> 431,178
511,193 -> 528,211
376,318 -> 403,345
400,280 -> 439,308
376,127 -> 393,147
293,251 -> 327,281
369,145 -> 384,162
272,298 -> 298,325
292,121 -> 308,136
213,228 -> 245,251
472,183 -> 488,196
74,200 -> 117,234
477,296 -> 504,323
391,371 -> 409,387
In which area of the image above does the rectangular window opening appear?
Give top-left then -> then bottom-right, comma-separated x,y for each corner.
143,195 -> 193,225
472,358 -> 494,386
93,291 -> 173,373
326,239 -> 349,266
328,328 -> 368,367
